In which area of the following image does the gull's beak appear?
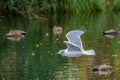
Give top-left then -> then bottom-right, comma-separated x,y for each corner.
57,51 -> 61,54
57,51 -> 60,54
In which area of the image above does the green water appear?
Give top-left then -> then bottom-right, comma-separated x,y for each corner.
0,13 -> 120,80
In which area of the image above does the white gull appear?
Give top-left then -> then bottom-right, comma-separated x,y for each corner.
58,30 -> 95,57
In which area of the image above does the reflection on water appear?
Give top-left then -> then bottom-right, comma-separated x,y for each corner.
55,61 -> 80,80
1,13 -> 120,80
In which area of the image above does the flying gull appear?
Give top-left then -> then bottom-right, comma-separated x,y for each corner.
58,30 -> 95,57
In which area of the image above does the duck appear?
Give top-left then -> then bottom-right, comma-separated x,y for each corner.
103,29 -> 120,35
98,64 -> 112,72
103,29 -> 120,39
6,29 -> 26,41
92,64 -> 113,72
53,26 -> 63,35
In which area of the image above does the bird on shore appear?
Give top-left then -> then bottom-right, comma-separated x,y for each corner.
58,30 -> 95,57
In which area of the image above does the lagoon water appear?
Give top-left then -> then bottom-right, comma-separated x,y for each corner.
0,13 -> 120,80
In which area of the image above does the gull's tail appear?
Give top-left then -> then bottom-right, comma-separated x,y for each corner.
83,49 -> 95,55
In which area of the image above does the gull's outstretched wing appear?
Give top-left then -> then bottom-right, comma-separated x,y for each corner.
66,30 -> 86,49
64,41 -> 81,51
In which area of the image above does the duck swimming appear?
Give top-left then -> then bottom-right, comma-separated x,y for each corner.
53,26 -> 63,35
6,29 -> 26,41
103,29 -> 120,35
92,64 -> 113,75
103,29 -> 120,39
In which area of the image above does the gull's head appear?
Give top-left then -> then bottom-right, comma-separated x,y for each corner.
58,50 -> 65,56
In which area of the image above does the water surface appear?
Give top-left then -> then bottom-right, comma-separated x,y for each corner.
0,13 -> 120,80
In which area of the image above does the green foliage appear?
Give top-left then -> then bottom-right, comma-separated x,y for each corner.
1,0 -> 120,15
